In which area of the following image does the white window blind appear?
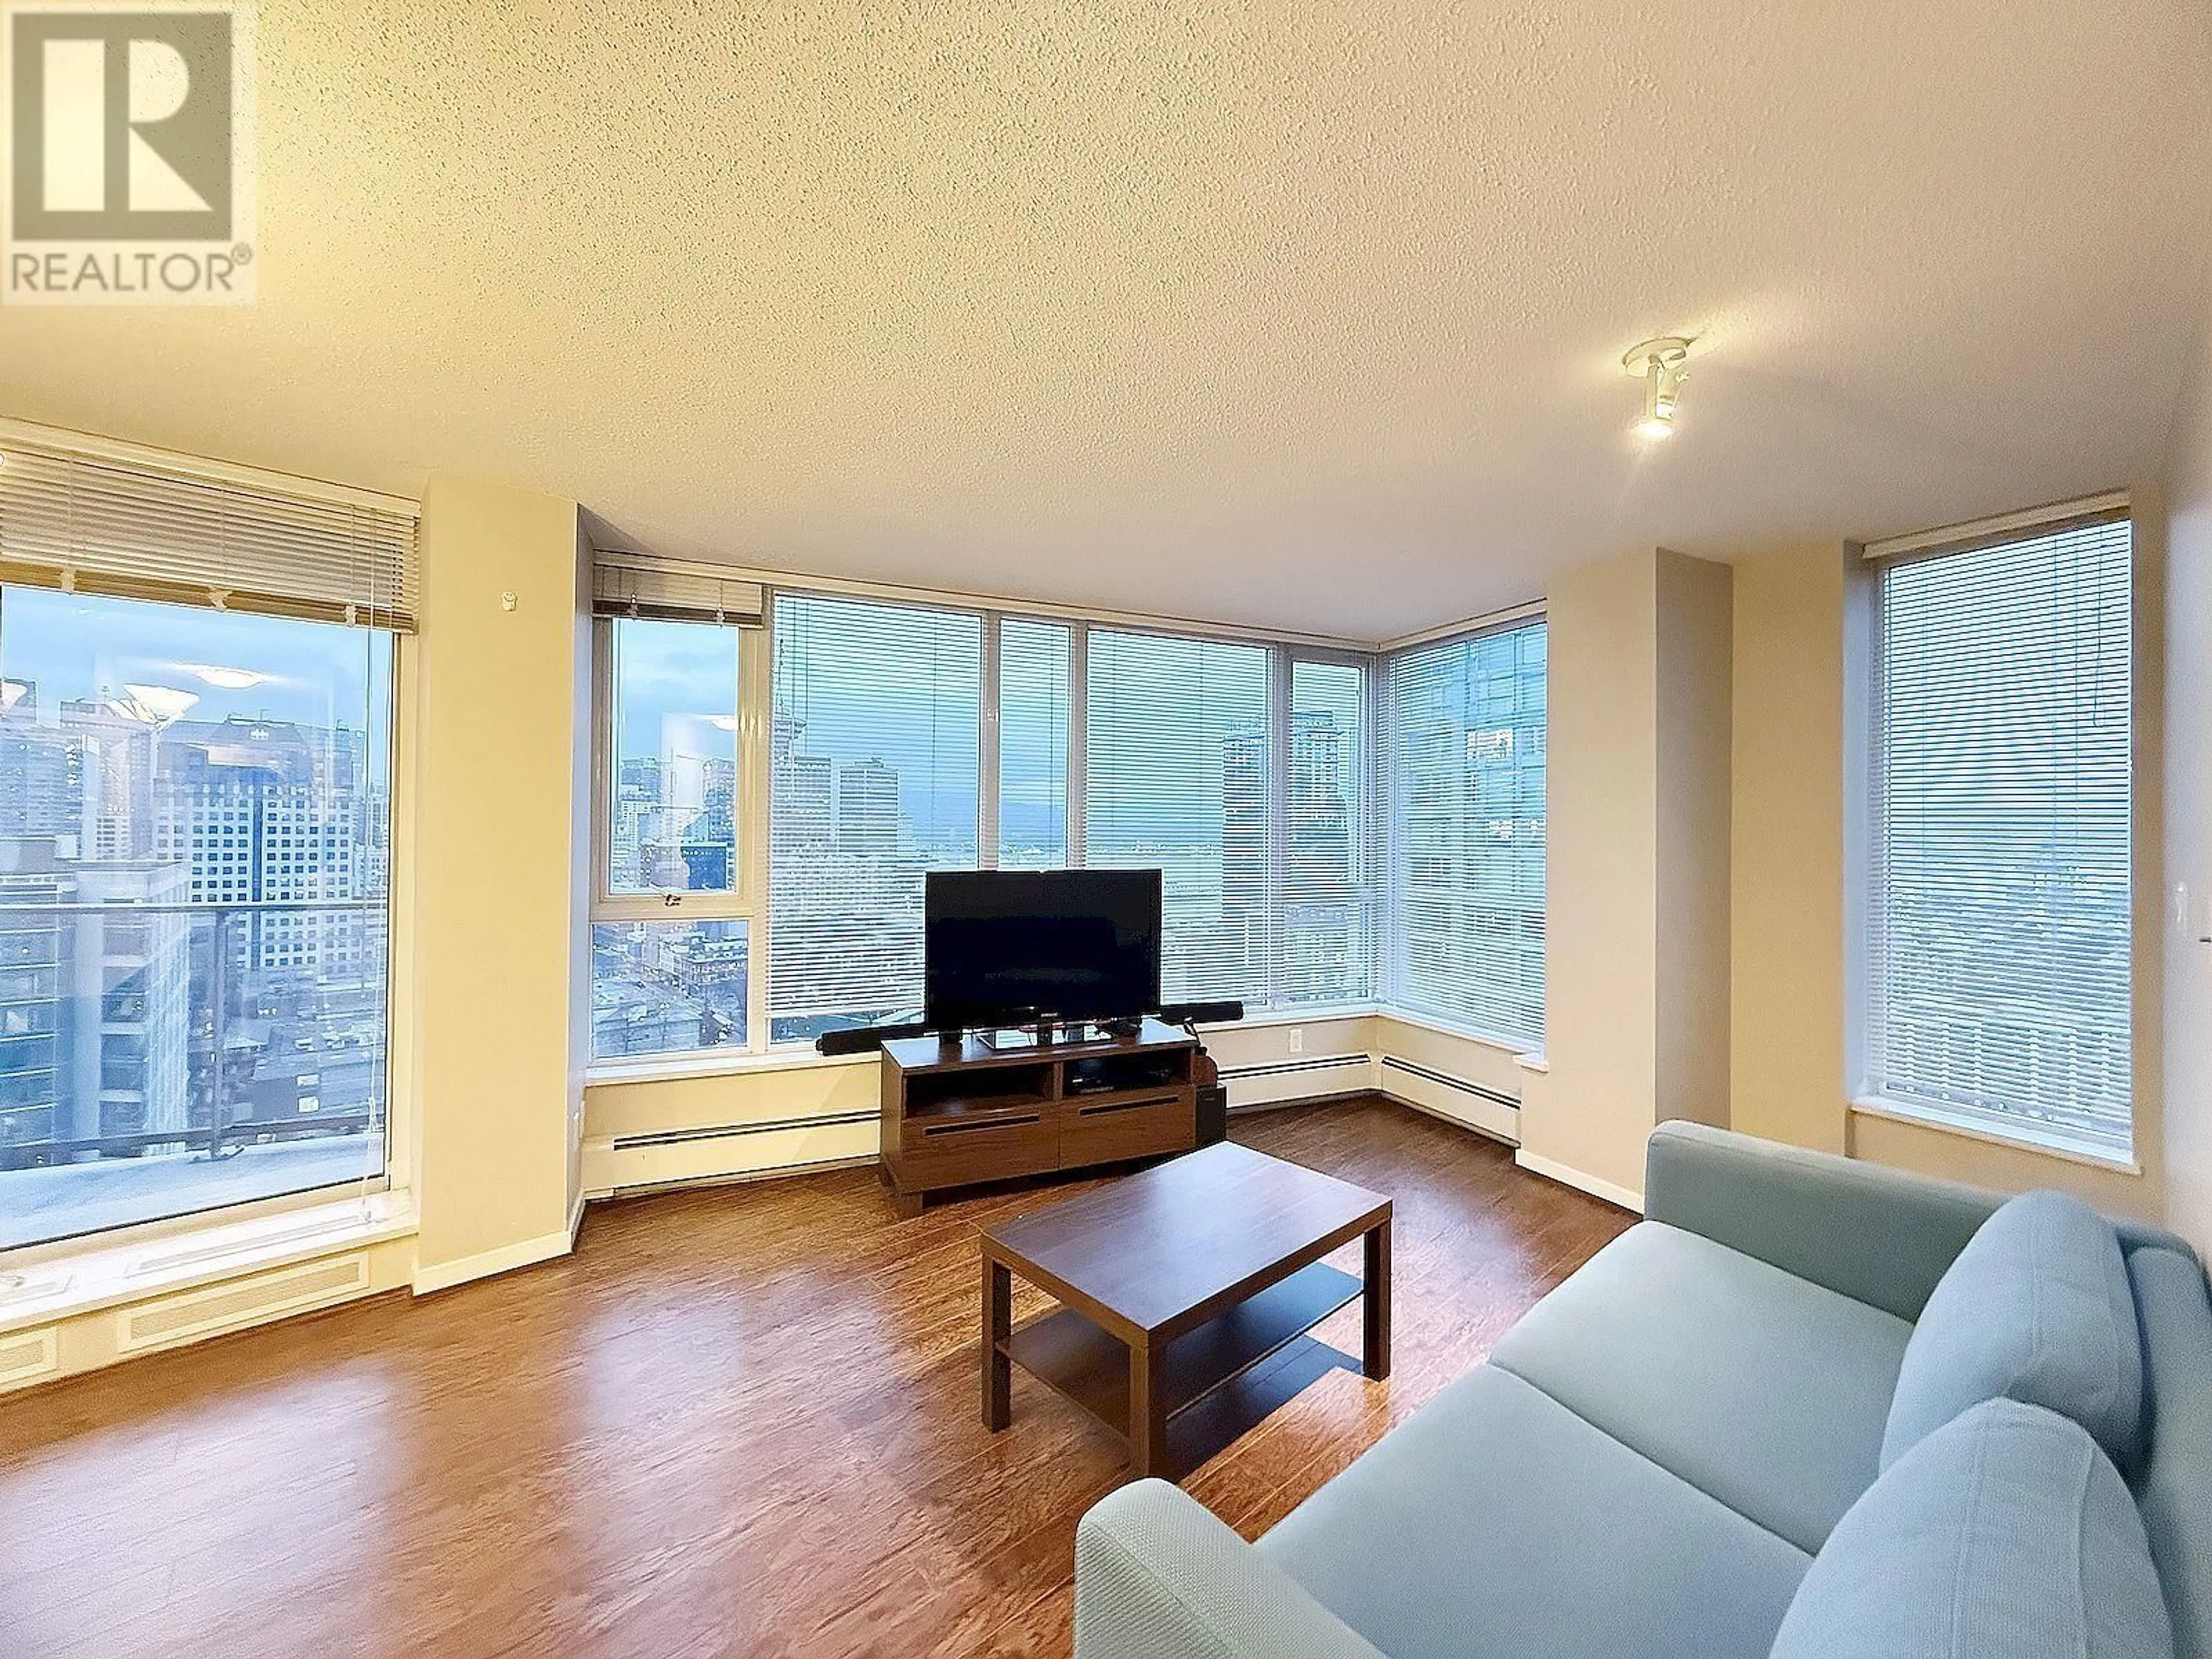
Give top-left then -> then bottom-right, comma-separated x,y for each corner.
767,593 -> 980,1042
1868,516 -> 2134,1158
997,618 -> 1071,869
1385,621 -> 1547,1046
0,429 -> 419,630
1280,658 -> 1371,1004
1085,630 -> 1271,1006
592,552 -> 764,626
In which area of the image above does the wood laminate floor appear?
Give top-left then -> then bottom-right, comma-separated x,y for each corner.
0,1097 -> 1633,1659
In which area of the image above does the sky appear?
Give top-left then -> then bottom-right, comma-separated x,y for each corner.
0,585 -> 395,781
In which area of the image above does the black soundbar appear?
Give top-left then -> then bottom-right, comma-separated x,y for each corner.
1157,999 -> 1245,1027
814,1020 -> 929,1057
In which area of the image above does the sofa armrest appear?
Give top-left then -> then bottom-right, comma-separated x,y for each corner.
1074,1480 -> 1387,1659
1643,1121 -> 2002,1321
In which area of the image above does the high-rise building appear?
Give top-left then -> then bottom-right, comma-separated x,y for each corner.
0,839 -> 68,1151
154,716 -> 368,975
836,758 -> 899,856
0,836 -> 190,1147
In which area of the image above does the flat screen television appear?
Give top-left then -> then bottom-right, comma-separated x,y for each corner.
924,869 -> 1162,1033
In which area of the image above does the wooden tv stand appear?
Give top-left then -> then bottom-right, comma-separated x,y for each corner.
878,1019 -> 1199,1217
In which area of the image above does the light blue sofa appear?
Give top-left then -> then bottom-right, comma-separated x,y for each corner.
1073,1122 -> 2212,1659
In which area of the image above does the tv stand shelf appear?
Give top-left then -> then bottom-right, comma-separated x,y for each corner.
879,1018 -> 1199,1217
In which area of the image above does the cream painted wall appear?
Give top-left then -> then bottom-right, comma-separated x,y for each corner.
411,475 -> 592,1289
2164,298 -> 2212,1255
1524,547 -> 1732,1206
1654,549 -> 1734,1135
1729,546 -> 1850,1153
1527,550 -> 1661,1199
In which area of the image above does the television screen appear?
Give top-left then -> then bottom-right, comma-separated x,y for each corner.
924,869 -> 1162,1031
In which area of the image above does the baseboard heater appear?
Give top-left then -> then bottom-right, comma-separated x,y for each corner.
1378,1055 -> 1518,1112
1217,1053 -> 1372,1084
610,1108 -> 878,1153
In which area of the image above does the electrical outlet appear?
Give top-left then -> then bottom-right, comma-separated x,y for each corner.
1287,1027 -> 1304,1055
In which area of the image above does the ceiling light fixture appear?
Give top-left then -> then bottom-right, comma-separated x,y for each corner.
113,684 -> 200,725
185,664 -> 271,691
1623,336 -> 1692,438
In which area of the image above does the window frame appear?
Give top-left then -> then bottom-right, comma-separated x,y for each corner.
1849,501 -> 2141,1166
1377,613 -> 1551,1051
587,614 -> 769,1060
0,583 -> 408,1254
588,582 -> 1572,1071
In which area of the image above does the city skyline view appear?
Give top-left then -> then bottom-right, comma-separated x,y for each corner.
0,586 -> 395,1249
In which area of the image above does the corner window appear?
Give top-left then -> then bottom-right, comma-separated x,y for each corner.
1863,514 -> 2134,1160
1382,621 -> 1548,1047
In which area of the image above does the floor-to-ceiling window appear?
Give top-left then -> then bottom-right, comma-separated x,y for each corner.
1382,619 -> 1548,1047
0,437 -> 411,1249
1085,629 -> 1274,1007
766,593 -> 983,1043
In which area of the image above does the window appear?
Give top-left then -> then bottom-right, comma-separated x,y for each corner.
588,556 -> 765,1063
1280,657 -> 1372,1005
592,617 -> 752,1059
588,580 -> 1544,1059
996,619 -> 1071,869
605,619 -> 740,896
1865,515 -> 2134,1159
1085,629 -> 1272,1006
592,918 -> 748,1058
768,593 -> 981,1042
1384,621 -> 1548,1046
0,586 -> 396,1250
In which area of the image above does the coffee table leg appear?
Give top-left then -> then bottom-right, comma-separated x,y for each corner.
1128,1339 -> 1168,1479
1363,1218 -> 1392,1381
982,1256 -> 1012,1431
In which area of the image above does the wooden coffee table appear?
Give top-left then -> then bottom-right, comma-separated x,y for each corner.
979,1141 -> 1392,1479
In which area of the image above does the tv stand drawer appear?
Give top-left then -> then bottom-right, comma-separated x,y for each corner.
900,1110 -> 1059,1188
1059,1093 -> 1192,1166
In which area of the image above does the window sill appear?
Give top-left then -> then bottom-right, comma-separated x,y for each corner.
587,1003 -> 1455,1088
1849,1096 -> 2141,1176
0,1189 -> 418,1338
587,1045 -> 875,1088
1373,1006 -> 1541,1058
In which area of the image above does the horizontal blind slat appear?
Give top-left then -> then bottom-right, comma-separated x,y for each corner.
0,440 -> 418,631
766,594 -> 980,1039
1085,629 -> 1272,1006
1869,517 -> 2134,1156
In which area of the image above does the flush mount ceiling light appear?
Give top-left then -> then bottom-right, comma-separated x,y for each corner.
1623,336 -> 1692,438
183,664 -> 271,691
111,683 -> 200,725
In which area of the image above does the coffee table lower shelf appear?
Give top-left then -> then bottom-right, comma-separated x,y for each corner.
997,1261 -> 1362,1476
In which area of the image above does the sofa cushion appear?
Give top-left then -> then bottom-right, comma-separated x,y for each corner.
1770,1398 -> 2172,1659
1488,1221 -> 1913,1552
1257,1365 -> 1810,1659
1881,1190 -> 2143,1473
2127,1247 -> 2212,1659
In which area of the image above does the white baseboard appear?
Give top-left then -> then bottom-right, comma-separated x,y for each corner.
411,1226 -> 575,1297
1514,1149 -> 1645,1214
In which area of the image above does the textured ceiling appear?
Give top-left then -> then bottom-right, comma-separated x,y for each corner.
2,1 -> 2209,640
